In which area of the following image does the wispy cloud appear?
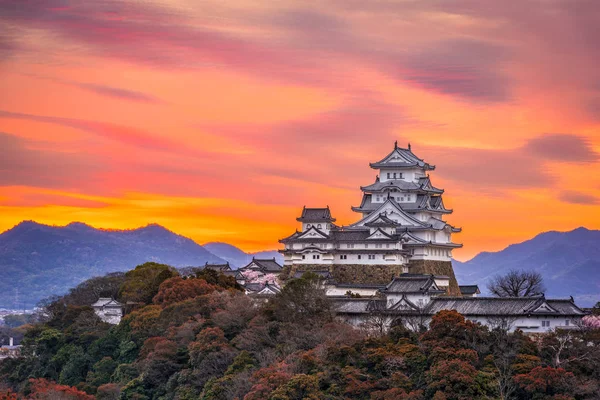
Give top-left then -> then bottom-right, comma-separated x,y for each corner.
558,191 -> 600,205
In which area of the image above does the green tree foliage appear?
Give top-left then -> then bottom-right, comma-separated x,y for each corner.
265,272 -> 333,325
1,267 -> 599,400
118,262 -> 178,305
193,268 -> 243,291
2,314 -> 36,328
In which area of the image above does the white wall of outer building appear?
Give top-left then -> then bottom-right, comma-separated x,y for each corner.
464,315 -> 580,333
379,168 -> 425,183
288,242 -> 403,251
372,192 -> 418,204
283,250 -> 409,267
386,292 -> 434,309
302,222 -> 334,233
326,286 -> 381,297
94,307 -> 122,325
409,247 -> 452,261
336,313 -> 583,334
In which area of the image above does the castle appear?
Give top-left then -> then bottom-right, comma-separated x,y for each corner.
276,142 -> 586,333
279,142 -> 462,294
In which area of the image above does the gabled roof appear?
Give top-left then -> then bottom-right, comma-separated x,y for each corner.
361,179 -> 442,194
240,257 -> 283,272
223,270 -> 245,279
297,206 -> 336,222
92,298 -> 123,308
349,199 -> 429,229
364,214 -> 399,227
459,285 -> 481,296
382,275 -> 443,294
388,294 -> 421,312
296,225 -> 330,240
257,282 -> 282,295
428,217 -> 462,233
366,228 -> 395,240
353,194 -> 452,214
369,142 -> 435,170
423,296 -> 587,316
204,262 -> 231,272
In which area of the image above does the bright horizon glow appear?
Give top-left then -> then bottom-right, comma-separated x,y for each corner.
1,1 -> 599,261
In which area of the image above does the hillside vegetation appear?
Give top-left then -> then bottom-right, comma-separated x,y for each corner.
1,264 -> 599,399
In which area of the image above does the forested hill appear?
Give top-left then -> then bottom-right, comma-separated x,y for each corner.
0,221 -> 225,309
453,227 -> 600,306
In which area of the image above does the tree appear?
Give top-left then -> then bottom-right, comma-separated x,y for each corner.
514,366 -> 575,399
152,276 -> 216,306
118,262 -> 178,305
28,378 -> 95,400
265,272 -> 333,325
63,273 -> 126,306
487,270 -> 545,297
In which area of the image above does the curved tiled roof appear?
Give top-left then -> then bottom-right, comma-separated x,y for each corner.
361,179 -> 443,194
297,206 -> 336,222
369,142 -> 435,170
423,296 -> 586,316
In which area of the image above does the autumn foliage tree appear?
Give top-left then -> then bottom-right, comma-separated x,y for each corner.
514,366 -> 576,399
28,378 -> 95,400
152,276 -> 216,306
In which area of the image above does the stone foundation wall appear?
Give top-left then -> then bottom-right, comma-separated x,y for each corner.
283,264 -> 405,285
408,260 -> 461,295
282,260 -> 462,296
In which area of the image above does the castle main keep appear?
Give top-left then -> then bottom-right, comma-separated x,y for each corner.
279,142 -> 463,294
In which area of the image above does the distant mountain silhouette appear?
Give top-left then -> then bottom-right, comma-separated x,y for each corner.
0,221 -> 226,309
3,221 -> 597,309
453,227 -> 600,306
203,242 -> 283,269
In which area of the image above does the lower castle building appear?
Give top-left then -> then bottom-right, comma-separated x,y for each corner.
330,275 -> 586,333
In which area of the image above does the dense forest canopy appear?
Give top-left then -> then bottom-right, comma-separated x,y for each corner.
1,263 -> 599,399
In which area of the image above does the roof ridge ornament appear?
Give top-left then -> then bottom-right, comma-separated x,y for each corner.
408,143 -> 411,150
394,140 -> 398,149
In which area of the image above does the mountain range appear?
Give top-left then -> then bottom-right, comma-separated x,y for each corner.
0,221 -> 598,309
453,227 -> 600,306
0,221 -> 230,309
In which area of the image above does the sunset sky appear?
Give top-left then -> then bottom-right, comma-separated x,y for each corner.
1,0 -> 599,260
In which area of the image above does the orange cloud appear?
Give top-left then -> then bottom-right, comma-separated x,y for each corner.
0,0 -> 599,260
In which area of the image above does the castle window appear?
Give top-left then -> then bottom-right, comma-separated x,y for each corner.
358,255 -> 361,260
312,255 -> 320,260
368,255 -> 375,260
565,320 -> 570,326
347,244 -> 354,249
399,173 -> 404,179
340,255 -> 347,260
542,321 -> 550,327
386,244 -> 390,248
375,244 -> 383,249
393,173 -> 397,178
387,173 -> 391,179
302,255 -> 305,259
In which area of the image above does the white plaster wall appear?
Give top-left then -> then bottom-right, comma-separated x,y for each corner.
326,286 -> 381,297
94,308 -> 122,325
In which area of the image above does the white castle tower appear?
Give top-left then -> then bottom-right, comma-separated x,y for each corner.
279,142 -> 462,293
